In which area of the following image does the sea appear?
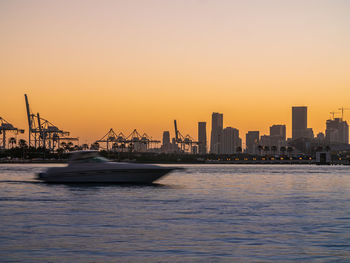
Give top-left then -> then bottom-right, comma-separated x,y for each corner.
0,164 -> 350,262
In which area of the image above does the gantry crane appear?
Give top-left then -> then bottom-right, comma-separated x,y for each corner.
125,129 -> 160,152
174,120 -> 199,153
0,117 -> 24,149
24,94 -> 78,150
95,128 -> 127,151
96,128 -> 160,152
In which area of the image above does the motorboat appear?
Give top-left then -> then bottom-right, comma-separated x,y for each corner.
37,151 -> 180,183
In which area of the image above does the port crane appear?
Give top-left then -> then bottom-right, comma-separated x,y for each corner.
95,128 -> 127,151
174,120 -> 199,153
0,117 -> 24,149
24,94 -> 78,150
96,128 -> 160,152
125,129 -> 160,152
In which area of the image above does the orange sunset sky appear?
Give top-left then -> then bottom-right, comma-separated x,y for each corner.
1,0 -> 350,144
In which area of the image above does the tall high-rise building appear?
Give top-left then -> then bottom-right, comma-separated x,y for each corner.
325,118 -> 349,144
162,131 -> 170,146
270,125 -> 286,141
198,122 -> 207,155
292,106 -> 308,139
222,127 -> 241,154
161,131 -> 171,153
210,112 -> 223,154
246,131 -> 259,154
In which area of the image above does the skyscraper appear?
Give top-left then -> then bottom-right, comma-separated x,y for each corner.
161,131 -> 171,153
246,131 -> 259,154
292,106 -> 308,139
162,131 -> 170,146
325,118 -> 349,144
210,112 -> 223,154
198,122 -> 207,155
270,125 -> 286,141
222,127 -> 241,154
222,127 -> 234,154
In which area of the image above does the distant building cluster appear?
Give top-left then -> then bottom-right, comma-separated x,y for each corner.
159,106 -> 349,155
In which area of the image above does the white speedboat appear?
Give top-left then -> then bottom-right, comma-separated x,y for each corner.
37,151 -> 179,183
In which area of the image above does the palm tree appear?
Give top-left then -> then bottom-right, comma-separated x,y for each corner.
236,146 -> 242,153
271,146 -> 277,156
112,143 -> 118,151
19,139 -> 27,148
264,146 -> 270,155
280,146 -> 286,156
18,139 -> 27,159
57,147 -> 64,158
287,146 -> 293,158
120,143 -> 126,152
8,137 -> 16,148
258,145 -> 263,156
67,142 -> 74,151
90,142 -> 99,150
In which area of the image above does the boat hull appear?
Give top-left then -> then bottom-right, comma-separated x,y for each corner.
37,168 -> 174,184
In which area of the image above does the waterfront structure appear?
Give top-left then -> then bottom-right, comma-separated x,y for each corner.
222,127 -> 241,154
210,112 -> 223,154
246,131 -> 259,154
260,134 -> 286,155
198,122 -> 207,154
325,118 -> 349,144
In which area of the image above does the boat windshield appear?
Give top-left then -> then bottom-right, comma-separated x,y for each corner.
85,156 -> 110,163
68,151 -> 110,163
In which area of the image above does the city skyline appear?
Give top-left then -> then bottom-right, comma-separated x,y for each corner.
1,1 -> 350,144
2,95 -> 349,151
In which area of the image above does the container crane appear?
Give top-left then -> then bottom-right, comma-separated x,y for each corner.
125,129 -> 160,152
96,128 -> 160,152
24,94 -> 78,149
173,120 -> 199,153
95,128 -> 125,151
0,117 -> 24,149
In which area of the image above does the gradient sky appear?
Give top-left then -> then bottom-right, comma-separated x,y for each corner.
1,0 -> 350,144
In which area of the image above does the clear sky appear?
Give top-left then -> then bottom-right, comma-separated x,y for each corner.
1,0 -> 350,144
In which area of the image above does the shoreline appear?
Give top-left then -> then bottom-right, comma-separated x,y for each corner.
0,159 -> 348,165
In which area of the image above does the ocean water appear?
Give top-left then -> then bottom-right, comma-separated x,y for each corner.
0,164 -> 350,262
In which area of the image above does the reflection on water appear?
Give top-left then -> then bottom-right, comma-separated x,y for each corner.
1,164 -> 350,262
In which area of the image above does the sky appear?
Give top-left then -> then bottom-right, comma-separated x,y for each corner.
1,0 -> 350,145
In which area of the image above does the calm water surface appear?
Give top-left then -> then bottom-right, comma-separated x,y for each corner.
0,164 -> 350,262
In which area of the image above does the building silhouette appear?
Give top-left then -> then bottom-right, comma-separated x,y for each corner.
162,131 -> 170,145
270,125 -> 286,141
246,131 -> 259,154
198,122 -> 207,154
292,106 -> 313,139
210,112 -> 223,154
292,106 -> 307,139
222,127 -> 241,154
325,118 -> 349,144
161,131 -> 171,153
